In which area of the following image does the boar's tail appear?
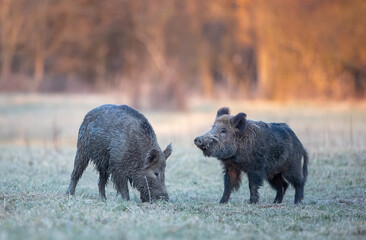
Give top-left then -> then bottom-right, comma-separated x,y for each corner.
302,149 -> 308,182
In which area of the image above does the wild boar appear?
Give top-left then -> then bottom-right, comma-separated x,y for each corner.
194,107 -> 308,204
66,104 -> 172,202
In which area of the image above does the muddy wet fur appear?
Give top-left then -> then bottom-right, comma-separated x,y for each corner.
66,104 -> 172,202
194,107 -> 308,204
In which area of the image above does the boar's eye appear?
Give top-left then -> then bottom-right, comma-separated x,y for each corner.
220,128 -> 227,135
154,172 -> 159,177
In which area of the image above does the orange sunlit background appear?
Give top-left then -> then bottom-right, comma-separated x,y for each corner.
0,0 -> 366,109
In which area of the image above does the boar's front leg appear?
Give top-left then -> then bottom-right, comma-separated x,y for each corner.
220,163 -> 242,204
98,170 -> 110,200
220,172 -> 232,203
119,177 -> 130,201
112,173 -> 130,201
247,172 -> 263,204
109,147 -> 130,201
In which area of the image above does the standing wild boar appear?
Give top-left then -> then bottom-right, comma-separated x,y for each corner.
194,107 -> 308,204
66,104 -> 172,202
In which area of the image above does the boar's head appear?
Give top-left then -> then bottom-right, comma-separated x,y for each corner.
139,144 -> 172,202
194,107 -> 247,159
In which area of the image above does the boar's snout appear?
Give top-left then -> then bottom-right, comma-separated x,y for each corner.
194,134 -> 217,157
158,193 -> 169,202
194,135 -> 215,150
140,192 -> 169,203
194,136 -> 204,147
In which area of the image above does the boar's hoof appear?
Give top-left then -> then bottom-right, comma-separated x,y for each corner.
294,199 -> 303,204
66,188 -> 75,196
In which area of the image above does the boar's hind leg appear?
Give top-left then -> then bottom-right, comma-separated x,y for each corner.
268,174 -> 288,203
248,172 -> 263,204
220,164 -> 241,204
111,173 -> 130,201
67,150 -> 89,195
293,182 -> 304,204
283,173 -> 305,204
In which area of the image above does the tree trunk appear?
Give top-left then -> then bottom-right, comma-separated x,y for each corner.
256,45 -> 270,99
33,48 -> 45,91
201,59 -> 214,98
0,49 -> 13,84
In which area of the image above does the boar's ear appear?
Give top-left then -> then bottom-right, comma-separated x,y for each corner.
216,107 -> 230,118
163,143 -> 172,160
146,148 -> 159,165
230,113 -> 247,135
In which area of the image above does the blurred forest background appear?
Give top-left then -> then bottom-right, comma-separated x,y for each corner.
0,0 -> 365,108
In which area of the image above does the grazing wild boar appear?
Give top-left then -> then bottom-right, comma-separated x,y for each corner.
194,107 -> 308,204
66,104 -> 172,202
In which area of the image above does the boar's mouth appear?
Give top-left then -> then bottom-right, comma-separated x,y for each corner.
157,194 -> 169,202
140,194 -> 169,203
194,137 -> 215,157
199,143 -> 210,150
197,144 -> 214,157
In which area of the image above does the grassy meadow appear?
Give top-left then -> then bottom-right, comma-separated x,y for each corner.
0,94 -> 366,240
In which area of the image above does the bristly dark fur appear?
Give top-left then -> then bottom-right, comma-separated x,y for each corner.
66,104 -> 172,202
194,107 -> 308,204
